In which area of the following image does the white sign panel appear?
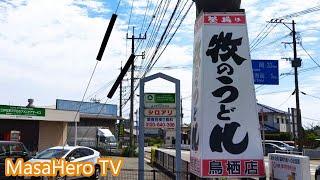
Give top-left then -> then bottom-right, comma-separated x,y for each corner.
144,103 -> 176,109
144,117 -> 176,129
144,109 -> 176,117
269,153 -> 311,180
190,12 -> 265,178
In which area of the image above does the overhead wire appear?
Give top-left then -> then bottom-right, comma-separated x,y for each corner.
144,0 -> 181,73
301,91 -> 320,101
126,0 -> 136,34
300,44 -> 320,68
115,0 -> 122,14
279,5 -> 320,19
147,1 -> 193,73
250,23 -> 278,52
276,93 -> 293,108
64,61 -> 100,146
122,1 -> 193,108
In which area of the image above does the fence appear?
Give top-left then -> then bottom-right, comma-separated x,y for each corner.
102,169 -> 175,180
154,149 -> 190,180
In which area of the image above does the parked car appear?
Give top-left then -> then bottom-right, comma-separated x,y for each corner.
315,165 -> 320,180
265,140 -> 298,151
264,142 -> 287,155
28,146 -> 100,180
0,141 -> 31,179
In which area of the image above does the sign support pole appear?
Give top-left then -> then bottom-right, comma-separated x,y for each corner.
175,80 -> 181,180
138,79 -> 145,180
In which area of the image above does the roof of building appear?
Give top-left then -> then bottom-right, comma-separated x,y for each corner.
56,99 -> 117,116
257,103 -> 288,114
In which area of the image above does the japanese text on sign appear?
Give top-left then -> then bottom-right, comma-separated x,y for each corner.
204,14 -> 246,24
144,117 -> 176,129
144,109 -> 176,117
203,159 -> 264,176
206,31 -> 248,154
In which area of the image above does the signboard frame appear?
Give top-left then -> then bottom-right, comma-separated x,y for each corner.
139,73 -> 181,180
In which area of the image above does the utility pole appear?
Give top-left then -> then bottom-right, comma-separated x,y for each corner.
291,20 -> 303,151
126,27 -> 146,156
119,66 -> 123,148
260,109 -> 265,155
290,108 -> 296,141
270,19 -> 303,151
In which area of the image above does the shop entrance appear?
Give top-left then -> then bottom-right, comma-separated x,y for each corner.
0,119 -> 39,152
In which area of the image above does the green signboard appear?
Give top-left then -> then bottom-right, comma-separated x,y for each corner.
118,122 -> 125,137
0,105 -> 45,118
144,93 -> 175,103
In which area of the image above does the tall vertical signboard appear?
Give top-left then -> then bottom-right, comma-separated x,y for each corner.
139,73 -> 181,180
190,12 -> 265,178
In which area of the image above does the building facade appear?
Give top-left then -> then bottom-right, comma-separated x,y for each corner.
0,104 -> 79,152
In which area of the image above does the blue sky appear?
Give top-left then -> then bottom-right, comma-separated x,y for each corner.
0,0 -> 320,127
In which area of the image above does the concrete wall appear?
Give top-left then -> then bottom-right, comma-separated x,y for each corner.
38,121 -> 67,151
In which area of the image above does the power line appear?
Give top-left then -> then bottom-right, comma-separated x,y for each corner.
276,93 -> 293,108
115,0 -> 122,14
126,0 -> 136,34
301,91 -> 320,100
279,5 -> 320,19
250,23 -> 278,52
252,34 -> 290,52
64,60 -> 100,146
300,44 -> 320,68
122,1 -> 193,108
257,89 -> 293,96
249,22 -> 272,48
144,0 -> 181,73
303,116 -> 320,122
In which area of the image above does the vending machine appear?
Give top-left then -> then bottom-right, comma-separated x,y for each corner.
3,130 -> 21,141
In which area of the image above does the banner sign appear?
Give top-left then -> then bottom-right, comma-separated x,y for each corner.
269,153 -> 310,180
144,109 -> 176,117
144,93 -> 176,109
144,117 -> 176,129
190,12 -> 265,178
144,93 -> 175,103
252,60 -> 279,85
0,105 -> 45,120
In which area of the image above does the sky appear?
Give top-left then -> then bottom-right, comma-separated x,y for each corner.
0,0 -> 320,127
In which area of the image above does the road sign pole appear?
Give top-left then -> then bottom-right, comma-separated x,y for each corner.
138,79 -> 145,180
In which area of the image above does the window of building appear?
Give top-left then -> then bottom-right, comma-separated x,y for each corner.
276,118 -> 280,124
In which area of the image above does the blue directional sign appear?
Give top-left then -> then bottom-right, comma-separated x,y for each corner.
252,60 -> 279,85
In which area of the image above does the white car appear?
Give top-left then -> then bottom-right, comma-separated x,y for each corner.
27,146 -> 100,180
264,140 -> 298,151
